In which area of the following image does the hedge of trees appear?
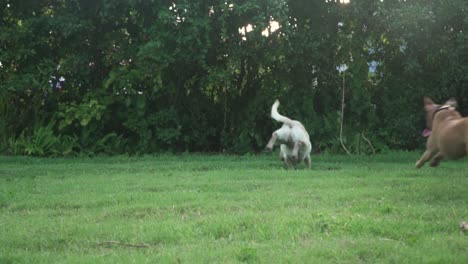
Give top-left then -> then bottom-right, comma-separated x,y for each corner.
1,0 -> 467,156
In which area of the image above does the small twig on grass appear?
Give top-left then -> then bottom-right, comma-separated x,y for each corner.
379,237 -> 405,244
97,240 -> 151,248
451,207 -> 458,218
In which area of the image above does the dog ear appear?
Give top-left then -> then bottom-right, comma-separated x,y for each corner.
445,98 -> 458,108
424,97 -> 435,111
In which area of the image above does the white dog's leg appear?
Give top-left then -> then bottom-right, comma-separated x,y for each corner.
304,154 -> 311,169
284,157 -> 294,169
291,141 -> 303,163
265,132 -> 278,151
279,145 -> 294,169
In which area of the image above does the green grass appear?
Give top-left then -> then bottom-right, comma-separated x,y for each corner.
1,152 -> 467,263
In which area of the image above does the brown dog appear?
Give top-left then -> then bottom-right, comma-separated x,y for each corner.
415,97 -> 468,168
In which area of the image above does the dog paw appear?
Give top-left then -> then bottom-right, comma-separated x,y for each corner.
415,161 -> 422,168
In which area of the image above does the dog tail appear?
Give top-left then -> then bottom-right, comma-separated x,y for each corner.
271,99 -> 293,125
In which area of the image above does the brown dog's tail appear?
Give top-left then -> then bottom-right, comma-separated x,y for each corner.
271,100 -> 293,125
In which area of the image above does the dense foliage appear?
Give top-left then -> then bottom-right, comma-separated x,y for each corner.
1,0 -> 467,156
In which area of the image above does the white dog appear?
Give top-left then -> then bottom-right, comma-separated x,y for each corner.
265,100 -> 312,169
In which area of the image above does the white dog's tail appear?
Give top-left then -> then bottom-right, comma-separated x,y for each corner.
271,99 -> 293,125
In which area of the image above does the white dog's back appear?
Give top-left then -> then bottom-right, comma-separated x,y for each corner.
271,100 -> 310,143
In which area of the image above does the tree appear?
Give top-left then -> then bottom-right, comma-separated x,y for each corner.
1,0 -> 466,156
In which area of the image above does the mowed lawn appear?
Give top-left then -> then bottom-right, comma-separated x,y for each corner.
0,152 -> 467,263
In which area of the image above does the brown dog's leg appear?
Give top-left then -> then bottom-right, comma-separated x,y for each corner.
430,153 -> 444,167
415,150 -> 435,168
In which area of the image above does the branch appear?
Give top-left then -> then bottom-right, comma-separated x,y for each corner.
339,73 -> 352,155
361,132 -> 376,154
97,240 -> 151,248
